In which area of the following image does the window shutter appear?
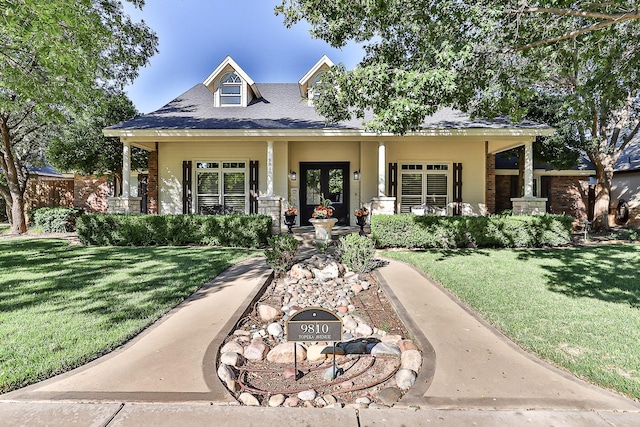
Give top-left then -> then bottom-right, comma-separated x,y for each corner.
182,160 -> 192,214
452,162 -> 463,215
388,162 -> 398,197
249,161 -> 259,214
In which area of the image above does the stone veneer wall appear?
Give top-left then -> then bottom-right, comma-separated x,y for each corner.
147,149 -> 159,214
485,154 -> 496,214
74,175 -> 111,213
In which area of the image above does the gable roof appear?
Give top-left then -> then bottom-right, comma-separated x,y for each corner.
202,56 -> 261,100
615,142 -> 640,173
298,54 -> 334,98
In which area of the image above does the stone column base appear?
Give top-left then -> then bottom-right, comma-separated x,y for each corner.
258,196 -> 283,234
511,197 -> 548,215
107,197 -> 142,214
371,197 -> 396,215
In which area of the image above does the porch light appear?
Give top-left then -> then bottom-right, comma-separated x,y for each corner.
353,170 -> 360,180
289,170 -> 297,181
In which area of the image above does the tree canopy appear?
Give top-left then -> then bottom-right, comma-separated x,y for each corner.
0,0 -> 158,233
277,1 -> 640,228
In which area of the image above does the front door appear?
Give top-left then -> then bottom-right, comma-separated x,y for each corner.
300,162 -> 350,225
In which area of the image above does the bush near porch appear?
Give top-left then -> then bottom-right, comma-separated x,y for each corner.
77,213 -> 272,248
371,214 -> 573,249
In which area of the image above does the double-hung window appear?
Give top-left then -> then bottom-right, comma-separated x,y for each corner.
196,161 -> 247,213
219,72 -> 242,105
399,163 -> 450,213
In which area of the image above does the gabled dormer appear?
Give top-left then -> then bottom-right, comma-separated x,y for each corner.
298,55 -> 334,105
203,56 -> 261,107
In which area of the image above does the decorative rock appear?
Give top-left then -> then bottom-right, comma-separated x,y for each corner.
306,344 -> 328,362
266,342 -> 306,364
220,341 -> 244,355
395,368 -> 417,390
378,387 -> 402,406
355,323 -> 373,337
314,396 -> 327,407
337,306 -> 348,313
283,367 -> 298,379
342,315 -> 358,330
360,281 -> 370,290
258,304 -> 280,322
244,337 -> 267,361
284,397 -> 300,407
217,364 -> 235,388
401,349 -> 422,372
324,366 -> 343,381
268,394 -> 286,407
351,284 -> 363,294
233,329 -> 251,336
398,339 -> 419,352
220,351 -> 243,367
370,342 -> 402,357
290,264 -> 313,280
323,394 -> 337,405
381,334 -> 403,345
355,397 -> 371,405
238,392 -> 260,406
267,322 -> 283,337
298,389 -> 317,401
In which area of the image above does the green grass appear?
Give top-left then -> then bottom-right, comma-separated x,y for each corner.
0,239 -> 256,393
0,224 -> 9,235
383,245 -> 640,400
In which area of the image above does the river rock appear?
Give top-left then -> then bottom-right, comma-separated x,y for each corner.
217,364 -> 235,388
355,323 -> 373,337
298,389 -> 317,401
401,349 -> 422,372
238,392 -> 260,406
306,344 -> 328,362
370,342 -> 402,357
266,342 -> 306,364
267,322 -> 283,337
244,337 -> 267,361
397,339 -> 418,352
284,397 -> 300,407
268,394 -> 286,407
342,315 -> 358,330
258,304 -> 280,322
395,368 -> 417,390
378,387 -> 402,406
290,263 -> 313,280
220,341 -> 244,355
220,351 -> 243,367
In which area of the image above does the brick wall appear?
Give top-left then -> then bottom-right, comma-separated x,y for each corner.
73,175 -> 112,213
495,175 -> 513,213
548,176 -> 589,220
485,154 -> 496,214
147,149 -> 158,214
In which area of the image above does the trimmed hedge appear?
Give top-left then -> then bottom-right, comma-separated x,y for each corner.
32,207 -> 84,233
371,214 -> 573,249
76,213 -> 272,248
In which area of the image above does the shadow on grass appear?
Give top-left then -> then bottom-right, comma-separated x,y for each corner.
516,245 -> 640,308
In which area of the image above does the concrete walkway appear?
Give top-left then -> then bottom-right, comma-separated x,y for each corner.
1,255 -> 639,426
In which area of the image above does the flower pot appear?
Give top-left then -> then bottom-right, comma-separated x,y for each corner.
309,218 -> 338,243
284,214 -> 297,234
355,215 -> 367,236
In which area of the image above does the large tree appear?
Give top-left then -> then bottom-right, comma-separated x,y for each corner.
0,0 -> 157,234
48,90 -> 147,193
277,1 -> 640,229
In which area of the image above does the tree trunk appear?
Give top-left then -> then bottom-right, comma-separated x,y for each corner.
1,115 -> 28,234
10,193 -> 27,234
592,155 -> 616,231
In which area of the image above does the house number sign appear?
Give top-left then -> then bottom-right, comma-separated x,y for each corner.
286,307 -> 342,342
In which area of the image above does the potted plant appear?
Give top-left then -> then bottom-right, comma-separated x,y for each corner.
309,195 -> 337,243
284,206 -> 298,234
354,206 -> 369,236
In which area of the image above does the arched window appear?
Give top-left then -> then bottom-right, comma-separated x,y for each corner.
220,72 -> 242,105
309,71 -> 325,99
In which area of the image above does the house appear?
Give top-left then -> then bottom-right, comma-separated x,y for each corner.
104,56 -> 555,233
611,142 -> 640,226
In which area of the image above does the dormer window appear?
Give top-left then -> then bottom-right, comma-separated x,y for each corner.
308,71 -> 325,100
220,72 -> 242,105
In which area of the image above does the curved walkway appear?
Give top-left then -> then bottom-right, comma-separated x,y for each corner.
1,255 -> 639,426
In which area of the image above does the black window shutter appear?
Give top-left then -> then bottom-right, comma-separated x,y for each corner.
388,162 -> 398,197
249,161 -> 259,214
453,163 -> 463,216
182,160 -> 192,214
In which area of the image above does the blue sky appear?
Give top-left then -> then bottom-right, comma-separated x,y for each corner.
124,0 -> 364,113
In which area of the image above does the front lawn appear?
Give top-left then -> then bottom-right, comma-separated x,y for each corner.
0,239 -> 255,393
384,245 -> 640,400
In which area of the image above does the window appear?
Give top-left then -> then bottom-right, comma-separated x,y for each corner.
307,71 -> 326,105
400,163 -> 450,213
219,72 -> 242,105
196,161 -> 247,213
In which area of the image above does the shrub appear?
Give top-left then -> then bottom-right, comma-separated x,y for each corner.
76,213 -> 271,247
336,234 -> 376,273
371,214 -> 573,249
32,207 -> 84,233
264,234 -> 300,273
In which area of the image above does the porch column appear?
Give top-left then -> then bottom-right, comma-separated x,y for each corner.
378,141 -> 386,197
266,140 -> 274,196
122,139 -> 131,198
523,140 -> 534,198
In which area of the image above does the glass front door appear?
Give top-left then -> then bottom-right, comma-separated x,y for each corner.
300,162 -> 350,225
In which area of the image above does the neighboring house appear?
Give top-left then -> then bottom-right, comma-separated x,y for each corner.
611,142 -> 640,226
494,155 -> 595,221
104,55 -> 555,232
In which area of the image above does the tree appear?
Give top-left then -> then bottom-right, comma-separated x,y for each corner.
277,1 -> 640,229
48,90 -> 147,192
0,0 -> 158,234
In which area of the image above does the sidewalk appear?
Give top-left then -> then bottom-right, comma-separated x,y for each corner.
1,255 -> 639,426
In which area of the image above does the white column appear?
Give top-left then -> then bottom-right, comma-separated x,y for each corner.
266,140 -> 274,196
378,141 -> 386,197
122,139 -> 131,198
523,140 -> 534,198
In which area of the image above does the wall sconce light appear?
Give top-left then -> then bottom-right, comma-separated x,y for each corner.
353,170 -> 360,180
289,170 -> 297,181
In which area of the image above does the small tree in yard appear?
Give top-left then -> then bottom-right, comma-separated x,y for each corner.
0,0 -> 157,234
277,1 -> 640,230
